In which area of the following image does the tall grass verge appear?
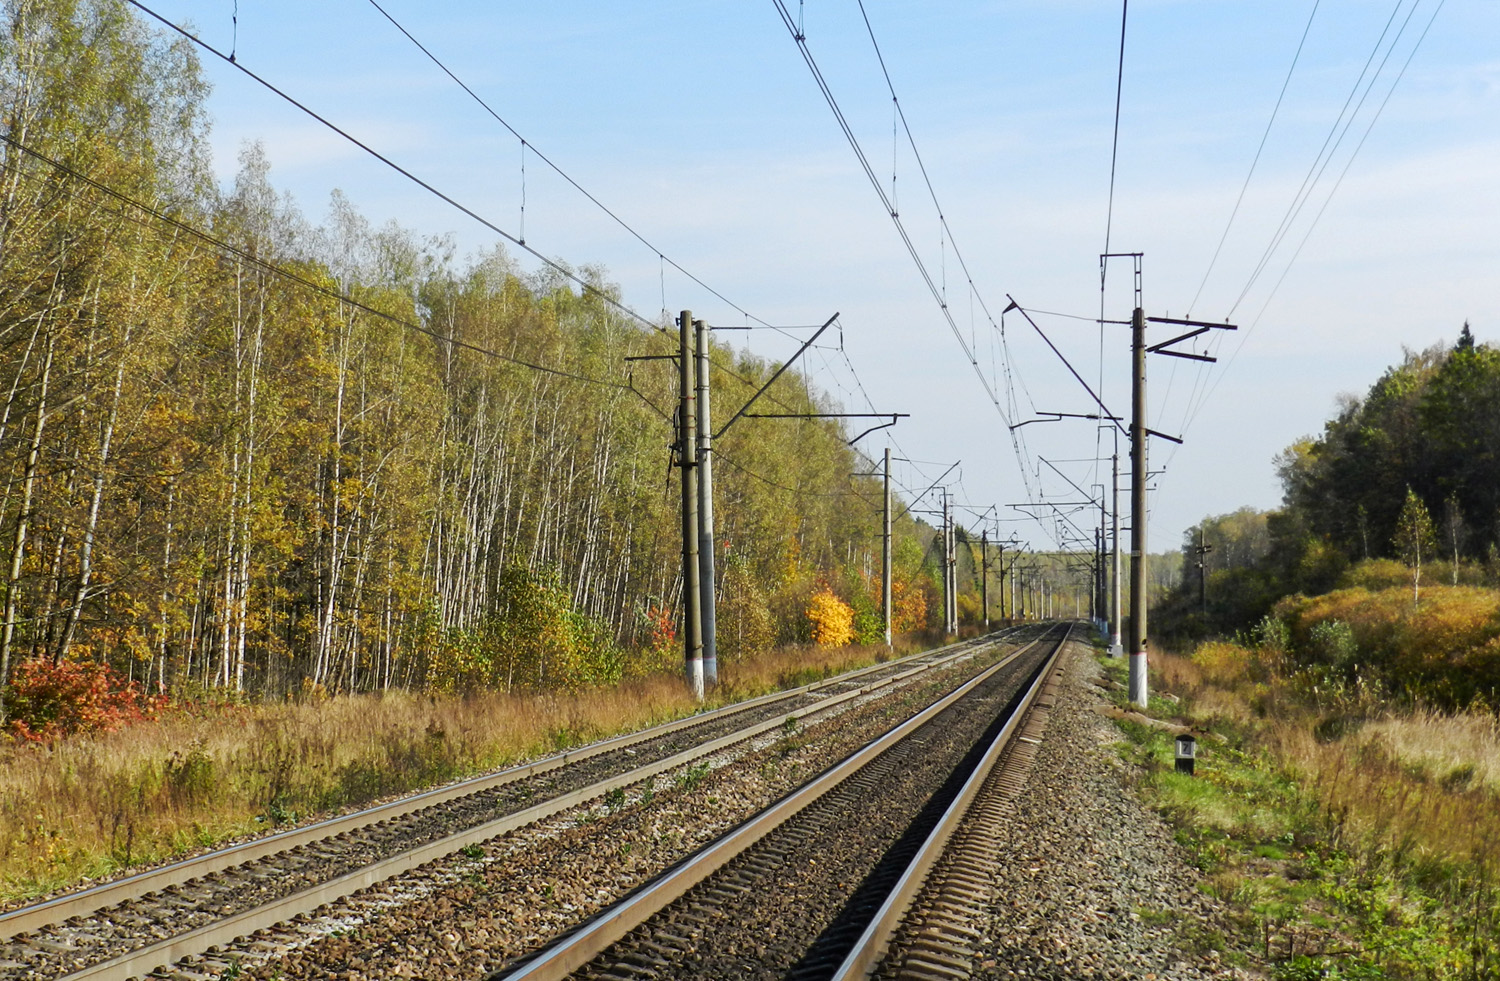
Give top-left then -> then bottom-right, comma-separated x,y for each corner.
0,639 -> 907,903
1109,637 -> 1500,979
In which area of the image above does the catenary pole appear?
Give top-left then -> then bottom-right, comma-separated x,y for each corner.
980,530 -> 989,631
997,543 -> 1007,622
1110,442 -> 1123,656
1129,305 -> 1149,707
882,447 -> 892,647
948,500 -> 958,631
695,318 -> 717,688
939,491 -> 949,633
678,311 -> 704,700
1098,527 -> 1106,624
951,515 -> 958,629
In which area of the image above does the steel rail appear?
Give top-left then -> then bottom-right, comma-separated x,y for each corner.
2,630 -> 1004,944
829,623 -> 1072,980
38,631 -> 1023,981
495,626 -> 1059,981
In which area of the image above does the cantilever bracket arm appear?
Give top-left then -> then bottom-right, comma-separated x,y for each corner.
714,311 -> 838,439
1154,349 -> 1217,363
1145,316 -> 1238,364
847,414 -> 907,445
1146,326 -> 1210,353
1008,411 -> 1122,432
893,460 -> 960,522
1004,295 -> 1127,439
625,370 -> 673,422
738,411 -> 909,446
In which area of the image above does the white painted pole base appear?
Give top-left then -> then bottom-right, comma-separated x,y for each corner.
1108,633 -> 1123,658
688,660 -> 705,702
1128,651 -> 1148,707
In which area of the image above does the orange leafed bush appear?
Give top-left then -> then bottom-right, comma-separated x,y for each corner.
806,588 -> 855,647
6,657 -> 168,742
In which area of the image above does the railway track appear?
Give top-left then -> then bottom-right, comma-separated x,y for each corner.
847,632 -> 1066,981
492,622 -> 1070,981
0,627 -> 1036,981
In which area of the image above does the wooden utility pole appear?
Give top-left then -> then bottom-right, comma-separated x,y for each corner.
678,311 -> 704,700
1195,525 -> 1213,615
1128,305 -> 1149,707
695,317 -> 717,688
882,447 -> 892,647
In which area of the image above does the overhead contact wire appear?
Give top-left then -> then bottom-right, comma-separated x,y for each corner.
771,0 -> 1010,429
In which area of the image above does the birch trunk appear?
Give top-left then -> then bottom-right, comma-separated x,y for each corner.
0,337 -> 51,720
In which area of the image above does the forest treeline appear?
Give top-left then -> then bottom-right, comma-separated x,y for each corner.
1157,323 -> 1500,642
0,0 -> 963,720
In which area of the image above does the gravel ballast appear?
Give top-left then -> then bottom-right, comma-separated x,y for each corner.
971,643 -> 1264,981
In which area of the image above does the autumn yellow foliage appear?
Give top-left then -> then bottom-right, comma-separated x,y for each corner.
1190,640 -> 1256,686
890,578 -> 928,635
1275,584 -> 1500,707
806,588 -> 855,647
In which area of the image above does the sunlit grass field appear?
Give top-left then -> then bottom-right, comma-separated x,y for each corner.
0,638 -> 925,903
1104,586 -> 1500,978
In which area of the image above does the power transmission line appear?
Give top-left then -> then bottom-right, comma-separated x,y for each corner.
1095,0 -> 1130,489
1186,0 -> 1321,317
126,0 -> 665,335
0,132 -> 635,392
1227,0 -> 1419,318
1100,0 -> 1129,264
363,0 -> 804,345
773,1 -> 1061,509
1174,0 -> 1446,447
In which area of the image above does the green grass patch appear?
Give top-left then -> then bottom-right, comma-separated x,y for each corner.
1097,650 -> 1500,979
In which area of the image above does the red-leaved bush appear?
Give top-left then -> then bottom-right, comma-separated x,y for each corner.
6,658 -> 168,742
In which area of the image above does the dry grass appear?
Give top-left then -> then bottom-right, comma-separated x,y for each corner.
1354,707 -> 1500,793
1155,637 -> 1500,891
0,639 -> 900,903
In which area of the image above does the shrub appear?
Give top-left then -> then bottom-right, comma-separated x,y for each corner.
1276,585 -> 1500,708
1306,619 -> 1358,671
716,560 -> 775,661
890,576 -> 930,635
1250,614 -> 1291,654
842,569 -> 885,645
806,588 -> 855,647
422,564 -> 624,694
1337,558 -> 1411,592
6,657 -> 167,742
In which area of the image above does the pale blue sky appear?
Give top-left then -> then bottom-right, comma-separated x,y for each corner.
142,0 -> 1498,558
